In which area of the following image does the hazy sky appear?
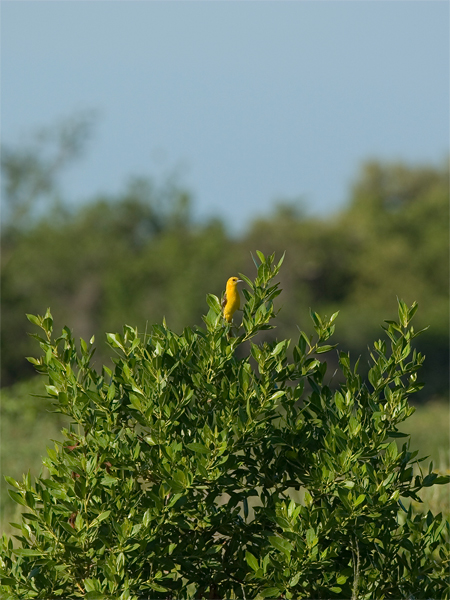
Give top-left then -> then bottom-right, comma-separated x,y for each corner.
2,1 -> 449,231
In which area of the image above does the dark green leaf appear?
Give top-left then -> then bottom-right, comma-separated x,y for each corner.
260,587 -> 281,598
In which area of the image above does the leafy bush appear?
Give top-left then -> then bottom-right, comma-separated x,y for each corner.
1,252 -> 448,599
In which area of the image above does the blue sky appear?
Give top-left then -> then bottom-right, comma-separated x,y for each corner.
2,1 -> 448,231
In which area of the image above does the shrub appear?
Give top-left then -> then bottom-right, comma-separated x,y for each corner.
1,252 -> 448,599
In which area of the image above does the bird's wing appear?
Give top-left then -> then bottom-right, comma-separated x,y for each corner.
221,292 -> 228,310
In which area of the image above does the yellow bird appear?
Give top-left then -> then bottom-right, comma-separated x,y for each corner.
222,276 -> 243,323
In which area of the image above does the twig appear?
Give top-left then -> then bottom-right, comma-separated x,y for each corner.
351,535 -> 360,600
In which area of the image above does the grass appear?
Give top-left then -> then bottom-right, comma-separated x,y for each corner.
1,377 -> 70,533
399,398 -> 450,517
401,399 -> 450,464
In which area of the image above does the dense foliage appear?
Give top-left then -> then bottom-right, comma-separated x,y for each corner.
1,253 -> 448,599
1,118 -> 449,397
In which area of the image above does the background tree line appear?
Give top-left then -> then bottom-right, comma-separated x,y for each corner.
1,116 -> 448,400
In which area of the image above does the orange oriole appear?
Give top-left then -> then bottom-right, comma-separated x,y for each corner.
222,277 -> 243,323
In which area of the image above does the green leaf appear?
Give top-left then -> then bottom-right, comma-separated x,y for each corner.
206,293 -> 221,313
401,538 -> 415,552
144,435 -> 158,446
315,344 -> 337,354
74,478 -> 86,499
8,490 -> 27,507
334,392 -> 345,412
309,309 -> 322,328
304,490 -> 313,507
408,301 -> 419,321
306,528 -> 318,548
260,587 -> 281,598
40,478 -> 60,489
397,298 -> 409,327
256,250 -> 266,264
149,583 -> 169,592
238,272 -> 254,289
269,535 -> 293,557
299,331 -> 312,351
246,550 -> 259,571
13,548 -> 44,556
433,475 -> 450,485
186,442 -> 210,454
388,430 -> 409,438
106,332 -> 124,350
270,342 -> 283,357
25,491 -> 35,509
329,311 -> 340,323
26,356 -> 40,365
342,480 -> 355,488
26,314 -> 41,327
89,511 -> 111,528
129,394 -> 142,411
422,473 -> 438,487
168,479 -> 185,493
338,488 -> 351,510
45,385 -> 58,398
354,494 -> 365,507
101,475 -> 117,487
250,251 -> 260,269
277,251 -> 286,269
4,475 -> 20,488
243,496 -> 249,519
386,441 -> 398,461
143,509 -> 152,527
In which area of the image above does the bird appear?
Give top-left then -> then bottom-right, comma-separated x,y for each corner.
221,276 -> 243,323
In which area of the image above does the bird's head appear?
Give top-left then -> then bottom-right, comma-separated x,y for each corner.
227,276 -> 243,287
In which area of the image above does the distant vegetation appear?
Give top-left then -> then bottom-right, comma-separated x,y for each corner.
2,116 -> 448,399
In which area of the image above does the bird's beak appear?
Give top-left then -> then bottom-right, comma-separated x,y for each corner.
237,279 -> 243,283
